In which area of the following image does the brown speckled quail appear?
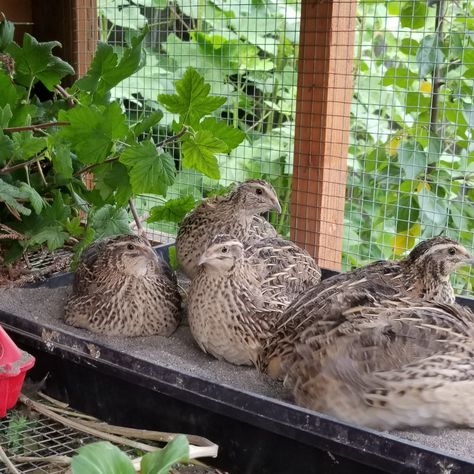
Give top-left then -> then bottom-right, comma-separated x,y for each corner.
291,297 -> 474,429
187,234 -> 320,366
259,236 -> 474,380
176,179 -> 281,278
64,234 -> 181,336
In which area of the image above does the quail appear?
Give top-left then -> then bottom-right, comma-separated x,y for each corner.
176,179 -> 281,278
290,297 -> 474,430
187,234 -> 320,366
259,236 -> 474,380
64,234 -> 181,336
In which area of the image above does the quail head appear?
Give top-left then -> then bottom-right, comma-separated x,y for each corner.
64,234 -> 181,337
259,236 -> 474,380
176,179 -> 281,278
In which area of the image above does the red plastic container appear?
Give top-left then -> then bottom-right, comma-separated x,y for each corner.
0,325 -> 35,417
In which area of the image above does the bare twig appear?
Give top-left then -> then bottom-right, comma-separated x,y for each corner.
0,444 -> 21,474
10,455 -> 71,466
73,156 -> 119,177
128,198 -> 148,241
0,153 -> 46,175
0,224 -> 26,240
54,85 -> 77,106
3,121 -> 70,133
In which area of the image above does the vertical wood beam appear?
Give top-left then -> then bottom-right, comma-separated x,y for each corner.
290,0 -> 356,270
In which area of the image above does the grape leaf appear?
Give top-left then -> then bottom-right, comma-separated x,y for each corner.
19,183 -> 44,214
132,110 -> 164,137
158,67 -> 227,126
0,178 -> 31,216
91,205 -> 132,239
75,26 -> 148,99
51,142 -> 73,178
12,132 -> 47,159
181,130 -> 227,179
59,102 -> 128,164
0,131 -> 13,164
7,33 -> 74,90
147,195 -> 196,224
199,117 -> 245,151
120,140 -> 175,196
28,225 -> 68,251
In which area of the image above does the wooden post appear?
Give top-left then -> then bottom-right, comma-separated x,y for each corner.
290,0 -> 356,270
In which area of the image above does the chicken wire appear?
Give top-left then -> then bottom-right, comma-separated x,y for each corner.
71,0 -> 474,295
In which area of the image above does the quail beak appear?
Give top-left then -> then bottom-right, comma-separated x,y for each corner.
198,254 -> 209,267
272,198 -> 282,214
463,254 -> 474,265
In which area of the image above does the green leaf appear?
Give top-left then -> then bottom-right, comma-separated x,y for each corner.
71,441 -> 135,474
141,435 -> 189,474
59,102 -> 128,164
19,183 -> 44,214
7,33 -> 74,90
132,110 -> 164,137
41,191 -> 70,223
396,195 -> 420,232
417,187 -> 448,225
12,132 -> 47,159
147,195 -> 196,224
0,71 -> 17,108
0,104 -> 13,127
182,130 -> 227,179
199,118 -> 245,152
91,205 -> 131,239
75,27 -> 148,99
400,1 -> 427,30
120,140 -> 175,196
65,216 -> 83,236
158,67 -> 227,126
382,66 -> 417,89
0,131 -> 13,164
0,16 -> 15,51
0,178 -> 31,216
399,38 -> 419,56
97,162 -> 133,206
416,35 -> 445,78
462,102 -> 474,129
397,140 -> 427,180
51,142 -> 73,178
28,225 -> 68,251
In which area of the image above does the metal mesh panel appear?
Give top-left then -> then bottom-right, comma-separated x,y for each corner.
70,0 -> 474,296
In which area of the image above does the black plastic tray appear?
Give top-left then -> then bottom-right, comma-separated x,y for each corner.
2,245 -> 474,474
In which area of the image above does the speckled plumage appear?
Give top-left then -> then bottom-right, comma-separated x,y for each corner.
176,180 -> 281,278
259,236 -> 474,380
187,234 -> 320,366
64,234 -> 181,336
291,298 -> 474,430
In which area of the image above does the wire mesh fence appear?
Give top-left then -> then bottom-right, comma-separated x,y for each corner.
69,0 -> 474,295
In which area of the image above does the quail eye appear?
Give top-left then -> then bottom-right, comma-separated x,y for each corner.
256,188 -> 263,195
221,247 -> 228,253
448,247 -> 456,256
127,244 -> 135,250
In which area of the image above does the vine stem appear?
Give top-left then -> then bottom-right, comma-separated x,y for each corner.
3,121 -> 70,133
0,153 -> 46,175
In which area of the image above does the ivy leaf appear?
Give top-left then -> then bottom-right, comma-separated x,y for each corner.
75,26 -> 148,99
28,225 -> 68,251
147,195 -> 196,224
0,178 -> 31,216
0,71 -> 17,108
181,130 -> 227,179
59,102 -> 128,164
416,35 -> 445,78
7,33 -> 74,90
141,435 -> 189,474
0,16 -> 15,51
19,183 -> 44,214
71,441 -> 135,474
158,67 -> 227,126
199,117 -> 245,152
397,140 -> 427,180
120,140 -> 175,196
91,205 -> 131,239
400,1 -> 427,30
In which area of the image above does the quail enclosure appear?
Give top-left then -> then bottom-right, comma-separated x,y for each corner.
1,0 -> 474,472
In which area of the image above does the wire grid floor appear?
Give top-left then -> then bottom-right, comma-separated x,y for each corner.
0,408 -> 140,473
